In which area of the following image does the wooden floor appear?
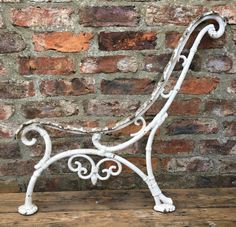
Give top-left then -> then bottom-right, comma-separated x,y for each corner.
0,188 -> 235,227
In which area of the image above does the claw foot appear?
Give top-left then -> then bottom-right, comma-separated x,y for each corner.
154,203 -> 175,213
18,204 -> 38,216
159,193 -> 173,205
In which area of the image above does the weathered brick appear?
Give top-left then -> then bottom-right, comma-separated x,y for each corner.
26,140 -> 81,157
219,159 -> 236,173
11,6 -> 74,29
167,119 -> 219,135
21,100 -> 79,119
0,32 -> 26,53
166,157 -> 214,172
79,6 -> 139,27
0,80 -> 35,99
99,31 -> 156,51
143,53 -> 201,73
0,104 -> 14,120
147,98 -> 201,116
0,13 -> 4,28
33,32 -> 94,52
0,160 -> 36,176
105,157 -> 158,174
223,121 -> 236,137
40,78 -> 95,97
84,99 -> 140,117
200,140 -> 236,155
165,31 -> 226,49
80,56 -> 138,74
0,142 -> 21,159
0,179 -> 20,193
166,76 -> 220,95
203,55 -> 232,73
204,99 -> 236,117
214,4 -> 236,24
33,175 -> 81,192
227,79 -> 236,94
196,175 -> 236,188
101,78 -> 155,95
108,121 -> 160,138
19,57 -> 76,75
146,4 -> 206,25
0,60 -> 6,76
0,124 -> 15,138
153,140 -> 194,154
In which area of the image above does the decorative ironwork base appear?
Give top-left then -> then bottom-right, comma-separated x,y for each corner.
15,12 -> 226,216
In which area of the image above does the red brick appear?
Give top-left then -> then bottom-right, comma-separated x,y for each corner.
19,57 -> 76,75
219,159 -> 236,173
153,140 -> 194,154
0,142 -> 21,159
0,124 -> 15,138
147,98 -> 201,116
79,6 -> 139,27
109,121 -> 160,138
0,32 -> 26,53
165,31 -> 226,49
21,100 -> 79,119
200,140 -> 236,155
0,104 -> 14,120
167,118 -> 219,135
146,4 -> 206,25
26,140 -> 81,157
0,160 -> 36,177
166,157 -> 214,172
204,99 -> 235,117
11,6 -> 74,29
165,76 -> 219,95
0,80 -> 35,99
223,121 -> 236,137
203,55 -> 232,73
84,99 -> 140,117
101,78 -> 155,95
99,31 -> 156,51
227,79 -> 236,94
40,78 -> 95,97
33,32 -> 94,52
80,55 -> 138,74
105,157 -> 158,174
214,4 -> 236,24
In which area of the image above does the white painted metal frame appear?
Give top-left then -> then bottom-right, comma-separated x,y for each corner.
15,12 -> 226,216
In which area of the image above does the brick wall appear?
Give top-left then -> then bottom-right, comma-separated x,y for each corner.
0,0 -> 235,193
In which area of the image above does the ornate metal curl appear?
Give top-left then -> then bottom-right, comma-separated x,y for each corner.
21,124 -> 52,169
68,155 -> 122,185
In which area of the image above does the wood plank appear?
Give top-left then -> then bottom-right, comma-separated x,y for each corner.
0,208 -> 235,227
0,188 -> 235,213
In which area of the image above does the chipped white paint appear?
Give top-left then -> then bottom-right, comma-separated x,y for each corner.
16,12 -> 226,216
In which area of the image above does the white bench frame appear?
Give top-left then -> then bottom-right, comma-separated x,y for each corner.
15,12 -> 226,215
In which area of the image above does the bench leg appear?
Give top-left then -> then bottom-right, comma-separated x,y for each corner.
145,124 -> 175,213
18,169 -> 41,215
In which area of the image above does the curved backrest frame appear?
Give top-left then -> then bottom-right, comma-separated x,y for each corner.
15,11 -> 227,138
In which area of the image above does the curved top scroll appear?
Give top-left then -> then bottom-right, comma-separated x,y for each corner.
15,11 -> 227,137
